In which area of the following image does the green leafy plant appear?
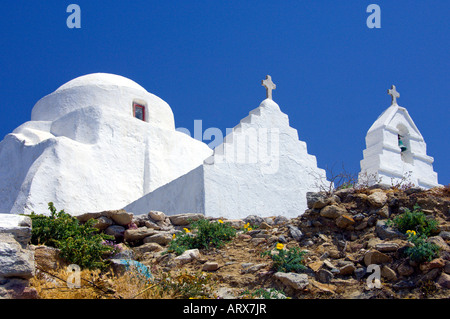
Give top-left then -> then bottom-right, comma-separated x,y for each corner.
388,204 -> 439,237
28,202 -> 115,270
156,270 -> 214,299
405,232 -> 440,263
167,218 -> 236,255
241,288 -> 288,299
261,243 -> 307,273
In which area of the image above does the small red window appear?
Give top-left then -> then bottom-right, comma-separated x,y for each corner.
133,103 -> 145,121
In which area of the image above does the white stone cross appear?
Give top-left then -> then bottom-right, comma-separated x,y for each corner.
262,75 -> 276,100
388,85 -> 400,105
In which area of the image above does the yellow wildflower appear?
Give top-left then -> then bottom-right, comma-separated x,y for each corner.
172,234 -> 176,239
184,228 -> 191,233
244,223 -> 250,229
247,227 -> 252,231
406,230 -> 416,236
276,243 -> 284,250
218,219 -> 224,224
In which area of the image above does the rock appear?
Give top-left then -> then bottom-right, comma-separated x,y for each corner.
288,225 -> 303,241
317,269 -> 334,283
273,216 -> 289,225
354,267 -> 366,280
381,265 -> 397,281
376,220 -> 406,240
0,234 -> 34,279
274,272 -> 309,290
375,242 -> 400,253
124,227 -> 156,243
393,280 -> 416,290
93,216 -> 113,231
339,263 -> 356,275
0,278 -> 39,299
243,215 -> 265,227
426,236 -> 450,252
364,250 -> 392,266
310,279 -> 337,294
306,192 -> 329,209
308,260 -> 324,272
106,210 -> 134,226
335,215 -> 355,228
445,261 -> 450,274
104,225 -> 126,241
169,213 -> 204,226
174,249 -> 201,265
75,212 -> 102,223
0,214 -> 32,248
419,268 -> 441,282
355,221 -> 368,231
258,222 -> 272,230
439,231 -> 450,241
143,232 -> 173,245
148,211 -> 166,222
132,242 -> 163,255
368,192 -> 387,207
436,272 -> 450,289
397,262 -> 415,277
320,205 -> 347,219
33,245 -> 66,271
376,206 -> 390,219
109,259 -> 152,279
202,262 -> 220,272
419,258 -> 445,272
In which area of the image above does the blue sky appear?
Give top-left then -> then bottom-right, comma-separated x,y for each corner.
0,1 -> 448,185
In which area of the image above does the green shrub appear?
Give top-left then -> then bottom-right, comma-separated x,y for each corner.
167,218 -> 236,255
27,202 -> 115,270
405,233 -> 440,263
388,205 -> 439,237
241,288 -> 288,299
156,271 -> 214,299
261,243 -> 307,273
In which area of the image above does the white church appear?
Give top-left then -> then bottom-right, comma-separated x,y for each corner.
0,73 -> 440,218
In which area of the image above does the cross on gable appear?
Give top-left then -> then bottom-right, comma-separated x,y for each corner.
388,85 -> 400,105
262,75 -> 276,100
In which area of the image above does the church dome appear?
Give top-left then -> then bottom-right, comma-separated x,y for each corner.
55,73 -> 147,92
31,73 -> 175,131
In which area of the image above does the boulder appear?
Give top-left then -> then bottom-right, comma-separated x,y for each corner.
306,192 -> 329,209
124,227 -> 156,243
335,215 -> 355,228
376,220 -> 406,240
0,234 -> 34,279
148,211 -> 166,222
132,243 -> 163,255
274,272 -> 309,290
104,225 -> 126,241
375,242 -> 400,253
143,232 -> 173,245
436,272 -> 450,289
202,262 -> 220,272
105,210 -> 133,226
367,192 -> 387,208
174,249 -> 201,265
288,225 -> 303,242
93,216 -> 113,231
33,245 -> 66,271
0,214 -> 32,247
320,205 -> 347,219
364,249 -> 392,266
169,213 -> 204,226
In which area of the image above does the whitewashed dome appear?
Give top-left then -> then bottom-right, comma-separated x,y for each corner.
31,73 -> 175,130
55,73 -> 147,92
